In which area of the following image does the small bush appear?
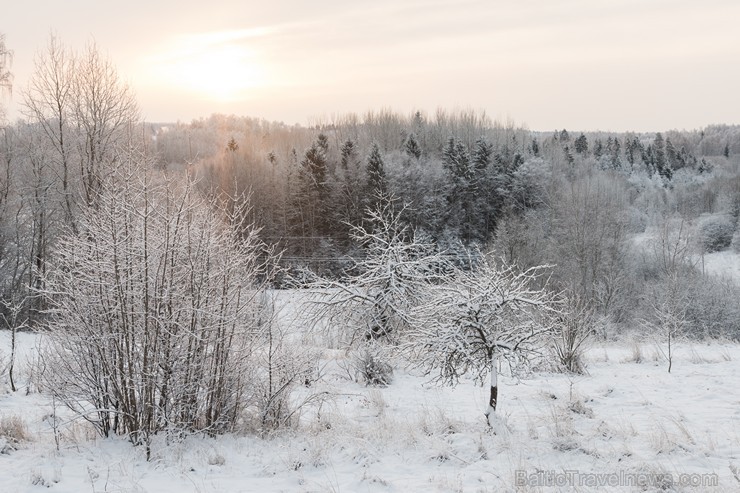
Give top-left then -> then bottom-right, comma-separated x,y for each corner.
698,213 -> 735,252
732,229 -> 740,253
625,341 -> 643,363
0,414 -> 29,452
553,297 -> 593,375
252,329 -> 320,433
351,346 -> 393,386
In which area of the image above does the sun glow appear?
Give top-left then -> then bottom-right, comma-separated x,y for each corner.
148,30 -> 269,102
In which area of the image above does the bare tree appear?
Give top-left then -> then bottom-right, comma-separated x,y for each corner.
643,271 -> 689,373
405,256 -> 560,427
0,33 -> 11,122
646,215 -> 696,277
549,173 -> 629,317
21,35 -> 76,226
22,35 -> 140,219
72,40 -> 139,206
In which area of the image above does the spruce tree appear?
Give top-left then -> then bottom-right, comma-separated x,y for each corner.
403,132 -> 422,159
593,139 -> 603,158
574,134 -> 588,155
443,137 -> 472,182
366,143 -> 387,198
531,137 -> 540,157
654,133 -> 671,180
472,138 -> 493,171
336,139 -> 364,234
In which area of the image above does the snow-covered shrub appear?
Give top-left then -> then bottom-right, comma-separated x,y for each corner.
732,229 -> 740,253
625,206 -> 648,233
684,275 -> 740,339
552,295 -> 593,374
351,345 -> 394,386
41,156 -> 273,445
250,320 -> 323,433
698,213 -> 735,252
0,414 -> 29,450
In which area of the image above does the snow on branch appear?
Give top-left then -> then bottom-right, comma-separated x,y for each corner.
404,256 -> 561,386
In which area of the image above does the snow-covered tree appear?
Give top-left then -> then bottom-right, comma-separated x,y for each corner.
403,132 -> 422,160
574,133 -> 588,155
405,256 -> 560,427
332,138 -> 365,237
303,192 -> 451,346
366,143 -> 387,205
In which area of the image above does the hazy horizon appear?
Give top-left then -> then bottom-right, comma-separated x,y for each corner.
4,0 -> 740,133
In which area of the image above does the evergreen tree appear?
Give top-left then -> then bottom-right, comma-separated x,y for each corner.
472,138 -> 493,171
340,140 -> 356,170
226,137 -> 239,152
289,136 -> 331,256
365,143 -> 388,218
665,138 -> 679,170
303,142 -> 328,189
442,137 -> 477,244
608,137 -> 621,169
366,143 -> 387,196
530,137 -> 540,157
471,138 -> 494,240
443,137 -> 472,182
653,133 -> 671,180
574,133 -> 588,155
626,136 -> 641,168
593,139 -> 603,158
317,133 -> 330,154
642,144 -> 656,174
564,145 -> 575,166
336,139 -> 364,234
403,132 -> 422,159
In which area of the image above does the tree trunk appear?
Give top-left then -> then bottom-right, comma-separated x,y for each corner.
485,349 -> 498,427
9,323 -> 16,392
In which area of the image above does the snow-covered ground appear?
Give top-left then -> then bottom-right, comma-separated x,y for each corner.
700,250 -> 740,284
1,326 -> 739,492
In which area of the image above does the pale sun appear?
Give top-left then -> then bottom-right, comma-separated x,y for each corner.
151,35 -> 266,101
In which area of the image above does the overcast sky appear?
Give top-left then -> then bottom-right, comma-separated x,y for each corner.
3,0 -> 739,132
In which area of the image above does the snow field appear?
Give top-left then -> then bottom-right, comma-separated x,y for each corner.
1,327 -> 740,492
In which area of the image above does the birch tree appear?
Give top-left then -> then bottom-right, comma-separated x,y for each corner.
406,256 -> 560,427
